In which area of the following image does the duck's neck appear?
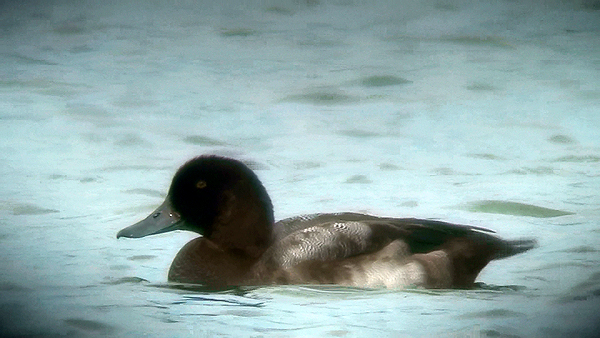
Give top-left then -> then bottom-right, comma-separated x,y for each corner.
209,189 -> 274,259
168,205 -> 273,286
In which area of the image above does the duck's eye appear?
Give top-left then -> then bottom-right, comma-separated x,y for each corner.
196,180 -> 207,189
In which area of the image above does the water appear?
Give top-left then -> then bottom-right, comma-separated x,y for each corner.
1,0 -> 599,336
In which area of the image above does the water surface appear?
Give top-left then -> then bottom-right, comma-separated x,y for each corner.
1,0 -> 599,337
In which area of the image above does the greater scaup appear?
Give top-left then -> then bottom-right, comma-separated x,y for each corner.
117,155 -> 536,289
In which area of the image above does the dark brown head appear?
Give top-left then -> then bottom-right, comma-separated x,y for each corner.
117,155 -> 275,257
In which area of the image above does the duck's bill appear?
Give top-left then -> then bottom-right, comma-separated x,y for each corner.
117,199 -> 182,238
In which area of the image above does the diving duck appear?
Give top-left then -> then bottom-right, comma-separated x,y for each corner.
117,155 -> 536,289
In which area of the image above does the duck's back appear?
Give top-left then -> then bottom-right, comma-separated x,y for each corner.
252,213 -> 536,288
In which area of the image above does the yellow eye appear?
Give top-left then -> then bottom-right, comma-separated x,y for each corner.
196,180 -> 207,189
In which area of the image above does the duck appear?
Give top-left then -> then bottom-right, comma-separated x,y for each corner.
117,155 -> 536,289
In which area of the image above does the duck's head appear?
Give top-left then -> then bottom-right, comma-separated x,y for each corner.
117,155 -> 274,256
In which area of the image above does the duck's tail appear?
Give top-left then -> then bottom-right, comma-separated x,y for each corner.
493,238 -> 538,260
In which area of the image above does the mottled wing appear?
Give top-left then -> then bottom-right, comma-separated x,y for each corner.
271,212 -> 517,263
264,220 -> 379,269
